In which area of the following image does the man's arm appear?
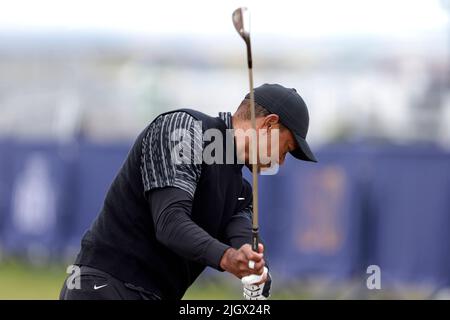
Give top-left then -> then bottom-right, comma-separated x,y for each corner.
148,187 -> 229,269
225,178 -> 269,264
224,206 -> 269,267
148,186 -> 265,278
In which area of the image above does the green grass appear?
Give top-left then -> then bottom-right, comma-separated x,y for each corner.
0,261 -> 248,300
0,260 -> 430,300
0,261 -> 67,300
0,260 -> 290,300
0,260 -> 244,300
0,260 -> 314,300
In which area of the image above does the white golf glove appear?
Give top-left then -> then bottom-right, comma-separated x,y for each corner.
241,266 -> 272,300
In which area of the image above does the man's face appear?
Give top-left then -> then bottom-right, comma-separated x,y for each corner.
237,114 -> 298,172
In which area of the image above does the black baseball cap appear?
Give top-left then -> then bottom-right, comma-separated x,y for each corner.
245,83 -> 317,162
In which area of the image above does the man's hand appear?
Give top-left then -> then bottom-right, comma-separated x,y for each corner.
219,244 -> 265,279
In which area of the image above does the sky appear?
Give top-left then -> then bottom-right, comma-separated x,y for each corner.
0,0 -> 448,39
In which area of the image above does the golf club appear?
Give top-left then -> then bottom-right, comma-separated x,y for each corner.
232,7 -> 259,253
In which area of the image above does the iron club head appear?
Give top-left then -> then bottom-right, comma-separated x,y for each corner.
232,7 -> 250,42
232,7 -> 253,69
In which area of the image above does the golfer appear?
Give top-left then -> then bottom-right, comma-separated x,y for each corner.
59,83 -> 317,300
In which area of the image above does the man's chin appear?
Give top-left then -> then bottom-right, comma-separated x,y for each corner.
245,163 -> 280,175
260,163 -> 279,175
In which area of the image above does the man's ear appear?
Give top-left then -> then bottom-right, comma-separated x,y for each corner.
262,114 -> 279,129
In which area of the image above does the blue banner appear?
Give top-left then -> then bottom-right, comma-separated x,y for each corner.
1,141 -> 76,261
1,140 -> 449,287
366,145 -> 450,287
63,142 -> 130,258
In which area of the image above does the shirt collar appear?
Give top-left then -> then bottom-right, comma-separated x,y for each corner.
218,112 -> 233,129
218,112 -> 244,170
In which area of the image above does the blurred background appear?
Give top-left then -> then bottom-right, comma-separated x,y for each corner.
0,0 -> 449,299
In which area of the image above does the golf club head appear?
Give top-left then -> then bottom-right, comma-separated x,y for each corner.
232,7 -> 250,42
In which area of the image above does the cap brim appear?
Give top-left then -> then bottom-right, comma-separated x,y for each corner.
290,133 -> 317,162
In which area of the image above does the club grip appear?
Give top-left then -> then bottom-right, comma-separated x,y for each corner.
252,228 -> 259,252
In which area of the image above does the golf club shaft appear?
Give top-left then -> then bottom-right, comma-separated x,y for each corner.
247,41 -> 259,253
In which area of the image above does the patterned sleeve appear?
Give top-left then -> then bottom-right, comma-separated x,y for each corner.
140,112 -> 203,198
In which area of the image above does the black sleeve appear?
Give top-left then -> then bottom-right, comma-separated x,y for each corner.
223,207 -> 270,269
225,178 -> 257,249
148,186 -> 230,270
224,206 -> 253,249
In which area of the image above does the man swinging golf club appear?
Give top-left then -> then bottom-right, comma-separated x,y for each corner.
59,8 -> 317,300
